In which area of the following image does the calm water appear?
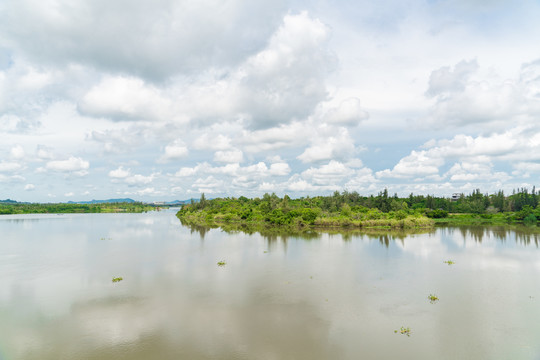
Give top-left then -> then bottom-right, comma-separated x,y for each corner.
1,210 -> 540,360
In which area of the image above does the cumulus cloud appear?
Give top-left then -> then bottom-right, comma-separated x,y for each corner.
323,98 -> 369,126
213,149 -> 243,163
125,173 -> 157,186
192,134 -> 232,151
46,156 -> 89,172
191,176 -> 224,194
424,59 -> 540,128
297,128 -> 356,163
377,126 -> 540,183
0,162 -> 22,172
36,145 -> 54,160
10,145 -> 25,159
377,150 -> 444,179
425,59 -> 479,97
238,11 -> 334,129
79,76 -> 174,121
444,160 -> 510,182
1,0 -> 288,81
158,141 -> 188,163
108,166 -> 130,179
24,183 -> 34,190
302,160 -> 355,186
241,123 -> 311,153
269,162 -> 291,176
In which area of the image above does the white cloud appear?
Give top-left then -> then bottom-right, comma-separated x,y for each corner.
241,123 -> 311,153
24,183 -> 35,190
79,76 -> 174,121
10,145 -> 25,159
302,160 -> 355,186
1,0 -> 288,81
36,145 -> 54,160
108,166 -> 130,179
213,149 -> 243,163
192,176 -> 224,194
425,59 -> 479,97
125,173 -> 156,186
377,150 -> 444,179
0,162 -> 22,172
297,128 -> 356,163
269,162 -> 291,176
46,156 -> 89,172
237,11 -> 334,129
323,98 -> 369,126
159,141 -> 188,162
192,134 -> 232,151
424,59 -> 540,128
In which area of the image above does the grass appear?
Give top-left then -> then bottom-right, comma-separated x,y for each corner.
112,277 -> 123,283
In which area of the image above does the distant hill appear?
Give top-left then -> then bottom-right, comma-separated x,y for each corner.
165,199 -> 199,205
0,199 -> 19,204
68,198 -> 136,204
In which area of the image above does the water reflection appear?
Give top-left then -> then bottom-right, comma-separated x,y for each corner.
2,212 -> 540,360
183,221 -> 540,248
442,225 -> 540,247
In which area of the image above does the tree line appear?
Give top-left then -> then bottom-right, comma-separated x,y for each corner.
186,187 -> 540,221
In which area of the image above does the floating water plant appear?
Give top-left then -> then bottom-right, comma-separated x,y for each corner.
428,294 -> 439,303
217,260 -> 226,266
444,260 -> 455,265
394,326 -> 411,337
112,277 -> 123,283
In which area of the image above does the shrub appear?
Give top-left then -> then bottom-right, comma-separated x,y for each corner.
425,209 -> 448,218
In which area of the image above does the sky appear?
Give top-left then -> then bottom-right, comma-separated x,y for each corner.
1,0 -> 540,202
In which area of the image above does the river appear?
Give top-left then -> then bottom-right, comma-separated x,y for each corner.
1,209 -> 540,359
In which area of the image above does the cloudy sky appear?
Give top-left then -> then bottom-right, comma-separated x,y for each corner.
1,0 -> 540,202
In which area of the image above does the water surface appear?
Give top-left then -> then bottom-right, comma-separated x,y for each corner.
1,210 -> 540,359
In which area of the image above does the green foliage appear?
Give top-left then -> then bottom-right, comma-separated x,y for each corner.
0,202 -> 152,215
217,260 -> 226,266
425,209 -> 448,218
112,277 -> 123,283
176,186 -> 540,229
428,294 -> 439,303
394,326 -> 411,337
524,213 -> 537,224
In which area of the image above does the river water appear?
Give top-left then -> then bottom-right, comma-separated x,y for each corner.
1,209 -> 540,359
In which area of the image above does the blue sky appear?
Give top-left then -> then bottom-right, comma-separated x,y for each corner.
1,0 -> 540,202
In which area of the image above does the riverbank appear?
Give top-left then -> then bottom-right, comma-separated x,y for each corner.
434,212 -> 537,226
177,197 -> 434,230
0,202 -> 155,215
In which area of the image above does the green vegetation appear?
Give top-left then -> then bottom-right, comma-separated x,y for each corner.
177,192 -> 435,230
217,260 -> 227,266
0,202 -> 154,215
428,294 -> 439,303
112,277 -> 123,283
394,327 -> 411,337
444,260 -> 455,265
178,187 -> 540,229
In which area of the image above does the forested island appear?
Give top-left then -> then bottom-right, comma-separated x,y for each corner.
0,201 -> 154,215
177,188 -> 540,229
